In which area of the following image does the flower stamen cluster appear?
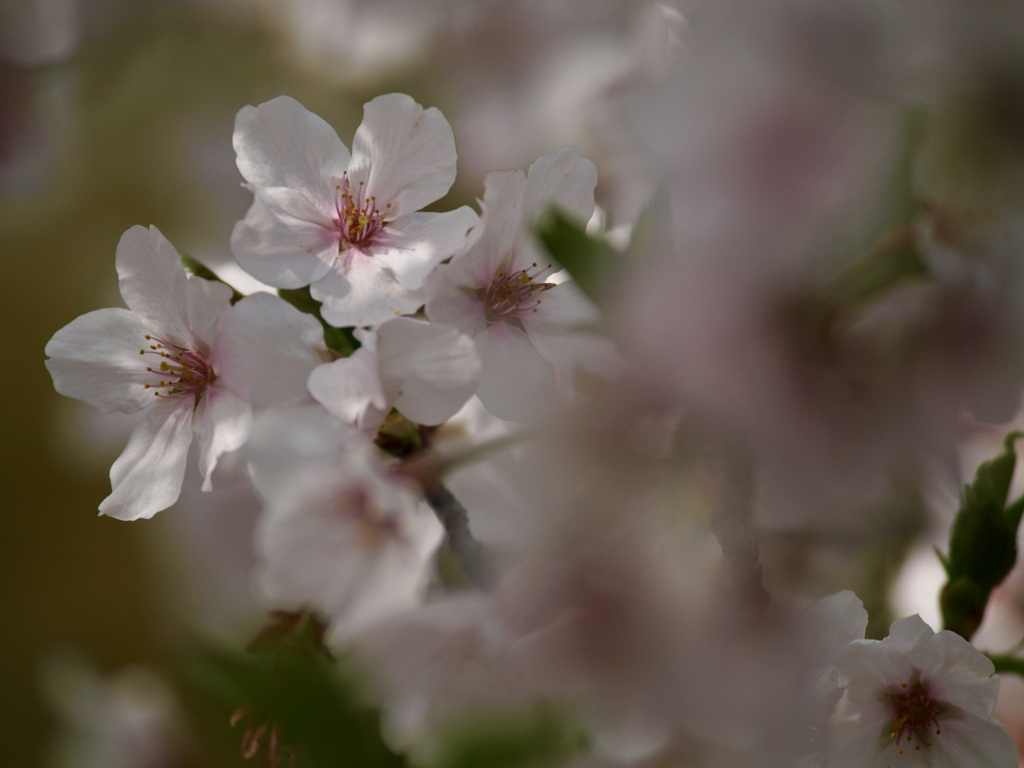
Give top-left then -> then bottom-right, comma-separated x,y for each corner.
884,680 -> 943,755
482,261 -> 555,322
332,174 -> 390,251
139,334 -> 213,400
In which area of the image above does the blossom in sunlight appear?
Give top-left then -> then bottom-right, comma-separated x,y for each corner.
44,225 -> 252,520
824,614 -> 1017,768
230,93 -> 479,327
425,146 -> 622,421
247,407 -> 444,643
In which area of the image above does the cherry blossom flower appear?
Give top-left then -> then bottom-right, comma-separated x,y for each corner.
230,93 -> 479,327
44,225 -> 252,520
425,146 -> 622,421
307,316 -> 482,431
247,407 -> 444,643
823,614 -> 1018,768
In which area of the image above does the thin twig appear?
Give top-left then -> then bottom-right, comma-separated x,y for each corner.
424,483 -> 496,590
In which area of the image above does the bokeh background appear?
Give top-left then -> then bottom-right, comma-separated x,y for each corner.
1,1 -> 650,763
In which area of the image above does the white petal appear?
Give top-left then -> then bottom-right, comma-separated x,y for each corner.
312,256 -> 424,327
192,386 -> 252,491
938,712 -> 1018,768
377,318 -> 482,425
475,322 -> 556,423
326,505 -> 444,642
45,308 -> 155,414
522,317 -> 624,381
231,193 -> 337,288
233,95 -> 351,197
800,590 -> 868,663
99,399 -> 193,520
182,275 -> 233,349
115,225 -> 190,344
347,93 -> 457,217
423,262 -> 488,338
521,146 -> 598,230
307,352 -> 389,431
521,282 -> 624,379
246,405 -> 359,500
373,207 -> 480,291
886,614 -> 935,650
916,630 -> 1000,714
472,169 -> 529,279
215,292 -> 329,407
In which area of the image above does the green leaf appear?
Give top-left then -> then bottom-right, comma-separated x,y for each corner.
178,252 -> 245,303
278,286 -> 360,356
534,206 -> 617,304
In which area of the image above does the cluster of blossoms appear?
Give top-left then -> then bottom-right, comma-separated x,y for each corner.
43,1 -> 1024,767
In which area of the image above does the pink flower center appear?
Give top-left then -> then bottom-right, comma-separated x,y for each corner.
139,334 -> 213,399
332,174 -> 390,250
884,680 -> 944,755
483,261 -> 555,322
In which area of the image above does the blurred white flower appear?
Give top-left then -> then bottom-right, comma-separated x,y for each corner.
42,656 -> 189,768
351,594 -> 535,760
247,407 -> 444,643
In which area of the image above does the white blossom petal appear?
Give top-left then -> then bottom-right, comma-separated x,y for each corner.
520,283 -> 624,379
307,351 -> 389,431
233,95 -> 351,198
312,255 -> 425,327
373,207 -> 480,291
245,405 -> 357,500
192,387 -> 252,491
377,318 -> 482,425
114,225 -> 190,344
519,145 -> 597,242
99,400 -> 194,521
215,292 -> 329,407
423,262 -> 489,337
45,308 -> 155,414
475,322 -> 556,422
182,274 -> 233,350
463,169 -> 529,280
347,93 -> 457,217
230,193 -> 337,288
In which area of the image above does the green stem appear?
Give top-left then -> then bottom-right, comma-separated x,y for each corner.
987,653 -> 1024,678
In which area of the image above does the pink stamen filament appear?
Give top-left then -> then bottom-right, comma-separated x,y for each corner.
333,173 -> 390,249
138,334 -> 212,399
484,261 -> 555,321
